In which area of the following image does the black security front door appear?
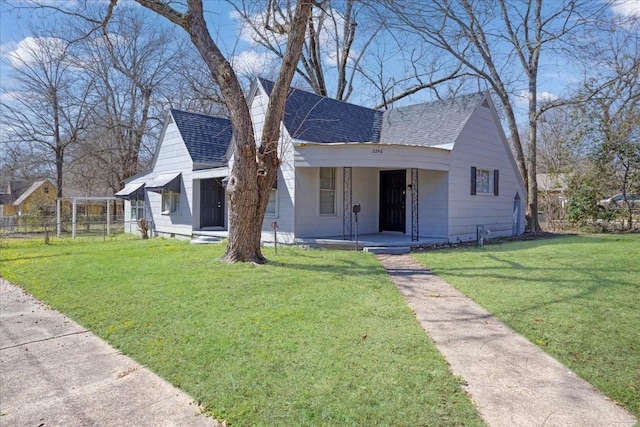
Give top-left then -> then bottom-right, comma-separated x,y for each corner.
379,170 -> 406,232
201,178 -> 225,228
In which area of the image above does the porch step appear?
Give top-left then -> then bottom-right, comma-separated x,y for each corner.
363,246 -> 411,255
190,235 -> 223,244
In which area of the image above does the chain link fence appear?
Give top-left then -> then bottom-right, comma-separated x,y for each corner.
0,213 -> 125,238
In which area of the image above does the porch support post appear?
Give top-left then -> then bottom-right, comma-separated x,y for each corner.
411,168 -> 419,241
343,167 -> 352,239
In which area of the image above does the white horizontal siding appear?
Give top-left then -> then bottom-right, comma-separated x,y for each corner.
146,121 -> 195,237
261,230 -> 295,244
417,170 -> 449,238
261,164 -> 296,238
447,105 -> 526,242
153,124 -> 192,173
251,89 -> 268,148
294,167 -> 344,238
146,187 -> 193,237
350,168 -> 380,235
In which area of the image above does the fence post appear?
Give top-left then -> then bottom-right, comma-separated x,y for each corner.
72,198 -> 77,238
106,201 -> 111,235
56,198 -> 61,238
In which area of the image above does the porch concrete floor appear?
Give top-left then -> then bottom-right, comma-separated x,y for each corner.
192,230 -> 448,251
294,232 -> 448,250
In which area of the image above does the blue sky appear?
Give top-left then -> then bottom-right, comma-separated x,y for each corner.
0,1 -> 245,84
1,0 -> 639,111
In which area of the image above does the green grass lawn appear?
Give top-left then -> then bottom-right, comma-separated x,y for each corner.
0,237 -> 483,427
412,233 -> 640,419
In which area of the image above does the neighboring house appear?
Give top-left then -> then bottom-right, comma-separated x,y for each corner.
117,78 -> 527,243
0,181 -> 27,217
537,173 -> 568,198
537,173 -> 569,224
0,180 -> 57,216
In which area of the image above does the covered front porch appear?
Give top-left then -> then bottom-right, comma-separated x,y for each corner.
293,165 -> 450,242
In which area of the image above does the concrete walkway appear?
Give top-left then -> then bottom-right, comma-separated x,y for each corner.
378,254 -> 637,427
0,278 -> 220,427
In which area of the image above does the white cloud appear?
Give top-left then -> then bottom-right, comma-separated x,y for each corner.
516,90 -> 559,105
537,91 -> 559,102
230,50 -> 279,77
230,6 -> 356,69
230,9 -> 287,48
0,90 -> 21,103
3,36 -> 67,68
611,0 -> 640,17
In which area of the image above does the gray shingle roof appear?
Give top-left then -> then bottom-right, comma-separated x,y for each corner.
170,109 -> 232,166
259,78 -> 383,143
380,92 -> 487,149
259,79 -> 486,150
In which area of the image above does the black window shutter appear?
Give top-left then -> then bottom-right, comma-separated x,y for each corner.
471,167 -> 477,195
494,169 -> 499,196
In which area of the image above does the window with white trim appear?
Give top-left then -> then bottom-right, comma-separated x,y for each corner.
131,199 -> 144,220
319,167 -> 336,215
162,189 -> 180,214
471,167 -> 499,196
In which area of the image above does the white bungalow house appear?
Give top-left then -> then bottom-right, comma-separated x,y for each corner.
116,78 -> 526,245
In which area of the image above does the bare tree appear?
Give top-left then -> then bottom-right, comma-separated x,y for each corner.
166,48 -> 227,116
537,106 -> 585,174
231,0 -> 379,102
3,3 -> 215,195
384,0 -> 609,231
75,5 -> 187,192
232,1 -> 466,108
0,137 -> 51,184
0,32 -> 96,199
577,28 -> 640,230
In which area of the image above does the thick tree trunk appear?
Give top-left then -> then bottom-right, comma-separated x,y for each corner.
224,171 -> 264,263
134,0 -> 312,263
526,119 -> 540,232
223,0 -> 313,263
